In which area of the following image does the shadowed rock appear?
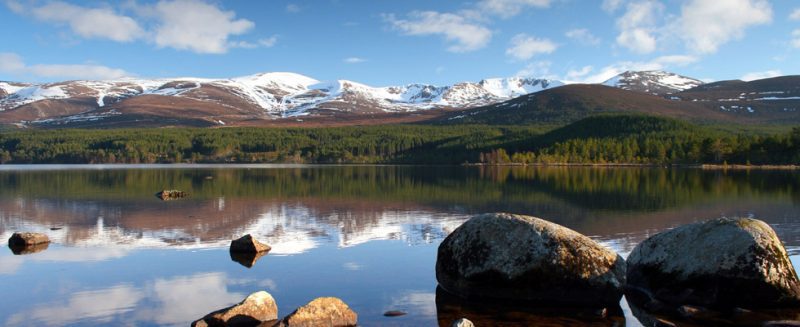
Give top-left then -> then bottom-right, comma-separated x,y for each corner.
436,286 -> 625,326
230,234 -> 271,254
230,250 -> 267,268
192,291 -> 278,327
627,217 -> 800,309
436,213 -> 626,306
276,297 -> 357,327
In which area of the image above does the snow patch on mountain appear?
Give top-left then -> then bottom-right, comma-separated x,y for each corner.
603,70 -> 703,95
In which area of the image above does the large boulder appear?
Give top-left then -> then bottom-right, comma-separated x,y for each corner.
627,217 -> 800,308
276,297 -> 357,327
230,234 -> 271,254
436,213 -> 626,306
8,232 -> 50,246
192,291 -> 278,327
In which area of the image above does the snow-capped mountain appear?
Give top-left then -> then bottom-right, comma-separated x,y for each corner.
602,70 -> 704,95
0,73 -> 563,120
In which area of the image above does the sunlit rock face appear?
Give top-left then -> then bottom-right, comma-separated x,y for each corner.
436,213 -> 626,306
627,217 -> 800,308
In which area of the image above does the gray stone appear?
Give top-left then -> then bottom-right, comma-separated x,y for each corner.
627,217 -> 800,308
436,213 -> 625,306
230,234 -> 271,254
451,318 -> 474,327
192,291 -> 278,327
276,297 -> 357,327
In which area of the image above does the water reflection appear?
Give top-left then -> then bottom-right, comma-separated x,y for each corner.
0,166 -> 797,326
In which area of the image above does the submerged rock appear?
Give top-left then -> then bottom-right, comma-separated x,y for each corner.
276,297 -> 357,327
627,217 -> 800,308
192,291 -> 278,327
436,213 -> 626,306
9,242 -> 49,255
8,232 -> 50,246
230,234 -> 271,254
155,189 -> 188,200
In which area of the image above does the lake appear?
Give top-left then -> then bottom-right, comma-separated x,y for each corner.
1,165 -> 799,326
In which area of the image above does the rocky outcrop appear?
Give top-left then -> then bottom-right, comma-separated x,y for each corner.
192,291 -> 278,327
627,217 -> 800,308
436,213 -> 625,306
8,232 -> 50,246
230,234 -> 271,254
276,297 -> 357,327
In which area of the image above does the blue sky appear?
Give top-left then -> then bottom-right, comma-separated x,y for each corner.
0,0 -> 798,86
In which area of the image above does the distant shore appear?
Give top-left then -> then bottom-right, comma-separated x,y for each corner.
462,163 -> 800,170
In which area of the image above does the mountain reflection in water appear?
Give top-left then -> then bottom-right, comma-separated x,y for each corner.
0,165 -> 798,326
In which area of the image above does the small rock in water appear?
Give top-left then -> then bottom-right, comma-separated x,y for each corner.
230,234 -> 271,254
8,232 -> 50,246
9,242 -> 49,255
383,310 -> 406,317
654,318 -> 677,327
49,227 -> 62,231
451,318 -> 474,327
436,213 -> 626,306
155,189 -> 188,200
677,304 -> 714,319
192,291 -> 278,327
277,297 -> 357,327
627,217 -> 800,308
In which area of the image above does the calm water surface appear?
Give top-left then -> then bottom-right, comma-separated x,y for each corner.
1,165 -> 799,326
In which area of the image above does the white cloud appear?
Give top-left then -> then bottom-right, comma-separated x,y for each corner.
286,4 -> 301,13
652,54 -> 698,66
792,29 -> 800,48
343,57 -> 367,64
515,61 -> 558,79
741,70 -> 782,81
151,0 -> 255,54
26,1 -> 144,42
384,11 -> 492,52
564,65 -> 594,81
5,0 -> 24,14
790,8 -> 800,20
602,0 -> 624,13
229,36 -> 278,49
506,34 -> 557,60
615,0 -> 664,54
677,0 -> 772,54
478,0 -> 551,18
5,284 -> 144,326
565,28 -> 601,45
0,52 -> 131,81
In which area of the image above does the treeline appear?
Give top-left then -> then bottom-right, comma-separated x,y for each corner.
0,115 -> 798,165
478,116 -> 800,165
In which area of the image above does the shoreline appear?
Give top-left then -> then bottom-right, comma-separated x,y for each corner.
461,163 -> 800,170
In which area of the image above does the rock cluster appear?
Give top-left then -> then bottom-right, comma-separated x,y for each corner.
193,292 -> 357,327
436,213 -> 800,325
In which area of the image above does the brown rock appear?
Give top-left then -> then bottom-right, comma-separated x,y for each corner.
8,232 -> 50,246
230,234 -> 271,254
230,250 -> 267,268
156,189 -> 188,200
9,242 -> 49,255
436,213 -> 625,306
278,297 -> 357,327
192,291 -> 278,327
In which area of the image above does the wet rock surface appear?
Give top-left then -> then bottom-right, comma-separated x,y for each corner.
627,217 -> 800,309
192,291 -> 278,327
436,213 -> 626,306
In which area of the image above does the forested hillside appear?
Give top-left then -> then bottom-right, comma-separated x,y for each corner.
0,115 -> 798,165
